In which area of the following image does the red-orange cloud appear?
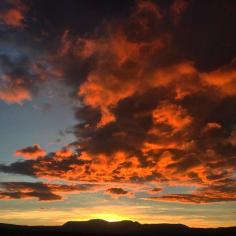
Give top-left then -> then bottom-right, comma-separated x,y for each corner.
1,0 -> 236,205
0,0 -> 27,28
15,144 -> 46,159
0,76 -> 31,104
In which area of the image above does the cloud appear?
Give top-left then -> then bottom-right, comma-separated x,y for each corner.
0,23 -> 63,105
201,59 -> 236,96
0,182 -> 101,201
0,9 -> 24,27
0,52 -> 61,104
0,182 -> 61,201
105,187 -> 129,198
15,144 -> 46,159
0,81 -> 31,104
170,0 -> 191,24
0,50 -> 36,104
0,0 -> 27,28
151,101 -> 192,135
145,180 -> 236,203
202,122 -> 222,132
0,53 -> 34,103
148,187 -> 162,194
0,0 -> 236,204
145,194 -> 236,204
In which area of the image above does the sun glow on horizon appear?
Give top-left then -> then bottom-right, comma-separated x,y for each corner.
88,213 -> 132,222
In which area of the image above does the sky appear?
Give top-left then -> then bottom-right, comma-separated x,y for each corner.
0,0 -> 236,228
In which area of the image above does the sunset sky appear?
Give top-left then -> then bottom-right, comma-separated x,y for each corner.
0,0 -> 236,228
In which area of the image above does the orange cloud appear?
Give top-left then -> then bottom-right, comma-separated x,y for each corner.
72,2 -> 167,128
0,9 -> 24,27
0,76 -> 32,104
76,34 -> 146,127
15,144 -> 46,159
0,0 -> 27,28
152,102 -> 192,135
202,122 -> 221,132
1,0 -> 236,206
201,59 -> 236,96
0,86 -> 31,104
79,73 -> 135,127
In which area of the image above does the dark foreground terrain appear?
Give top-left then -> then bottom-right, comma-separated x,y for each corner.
0,219 -> 236,236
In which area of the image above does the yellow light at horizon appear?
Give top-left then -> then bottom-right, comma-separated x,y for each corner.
89,213 -> 132,222
1,206 -> 235,228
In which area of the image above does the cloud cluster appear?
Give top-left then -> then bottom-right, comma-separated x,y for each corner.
145,179 -> 236,203
0,52 -> 33,104
0,0 -> 27,28
0,182 -> 100,201
0,43 -> 57,104
1,0 -> 236,204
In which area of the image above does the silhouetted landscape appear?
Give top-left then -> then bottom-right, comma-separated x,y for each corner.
0,219 -> 236,236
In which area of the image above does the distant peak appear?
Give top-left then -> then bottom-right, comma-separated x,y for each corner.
88,219 -> 108,223
63,219 -> 140,226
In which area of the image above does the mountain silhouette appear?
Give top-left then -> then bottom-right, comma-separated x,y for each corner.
0,219 -> 236,236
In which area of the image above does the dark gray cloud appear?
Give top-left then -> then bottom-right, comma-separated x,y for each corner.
0,182 -> 101,201
106,187 -> 128,195
145,179 -> 236,203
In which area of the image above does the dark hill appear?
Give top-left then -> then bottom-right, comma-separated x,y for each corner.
0,219 -> 236,236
